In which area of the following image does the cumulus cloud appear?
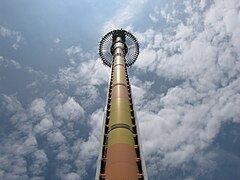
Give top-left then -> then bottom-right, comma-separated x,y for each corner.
30,98 -> 46,116
56,58 -> 108,87
47,131 -> 66,144
29,150 -> 48,176
130,76 -> 154,108
34,118 -> 53,134
75,85 -> 100,107
1,97 -> 39,175
73,108 -> 104,177
54,97 -> 84,121
136,47 -> 157,71
55,57 -> 109,110
0,92 -> 99,179
0,96 -> 41,179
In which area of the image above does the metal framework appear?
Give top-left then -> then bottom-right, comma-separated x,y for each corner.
96,29 -> 147,179
99,29 -> 139,67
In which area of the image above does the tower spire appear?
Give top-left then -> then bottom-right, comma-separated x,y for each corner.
96,29 -> 147,179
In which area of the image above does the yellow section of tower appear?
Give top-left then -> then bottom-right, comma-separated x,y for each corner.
108,99 -> 132,126
107,128 -> 135,147
112,66 -> 127,85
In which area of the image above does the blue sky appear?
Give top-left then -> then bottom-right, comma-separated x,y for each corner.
1,0 -> 240,179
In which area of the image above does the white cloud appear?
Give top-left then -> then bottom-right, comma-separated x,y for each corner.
1,92 -> 95,178
0,25 -> 11,37
102,0 -> 147,32
56,58 -> 108,88
0,25 -> 23,50
158,2 -> 178,24
0,56 -> 22,69
15,135 -> 38,156
135,28 -> 155,46
130,76 -> 154,108
88,108 -> 104,142
65,46 -> 82,56
47,131 -> 66,144
153,33 -> 163,47
135,47 -> 157,71
54,97 -> 84,121
149,13 -> 159,23
54,38 -> 61,44
73,109 -> 104,177
138,78 -> 239,175
150,5 -> 162,23
65,45 -> 92,63
64,173 -> 80,180
1,94 -> 22,113
1,91 -> 95,179
34,118 -> 53,134
57,148 -> 70,161
175,23 -> 193,40
34,150 -> 48,164
75,85 -> 100,107
29,98 -> 46,117
12,43 -> 19,50
204,0 -> 240,51
30,150 -> 48,176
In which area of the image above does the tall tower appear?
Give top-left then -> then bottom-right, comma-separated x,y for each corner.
96,29 -> 147,179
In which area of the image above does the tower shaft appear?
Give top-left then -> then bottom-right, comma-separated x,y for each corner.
97,31 -> 146,179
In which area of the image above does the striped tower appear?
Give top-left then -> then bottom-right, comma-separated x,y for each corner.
96,29 -> 147,179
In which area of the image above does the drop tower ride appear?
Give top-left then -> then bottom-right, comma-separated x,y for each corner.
96,29 -> 147,179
